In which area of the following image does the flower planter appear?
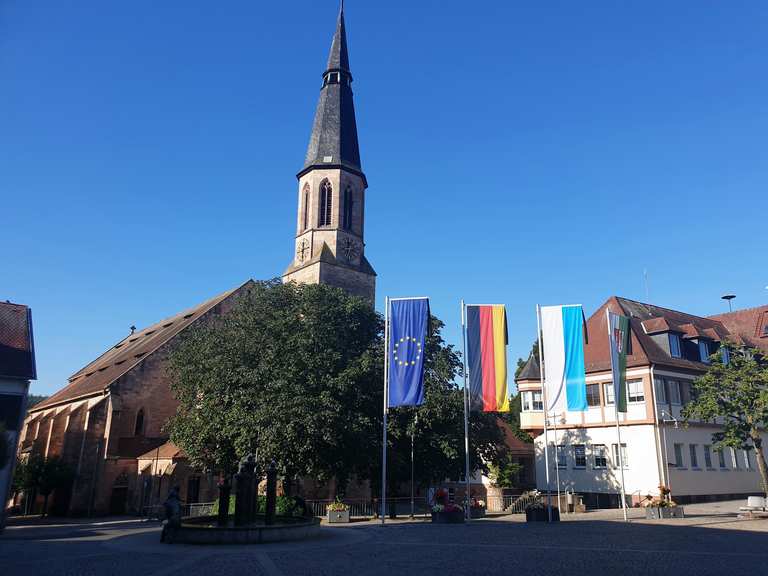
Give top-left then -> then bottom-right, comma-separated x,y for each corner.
431,510 -> 465,524
525,506 -> 560,522
645,506 -> 684,519
470,508 -> 486,519
327,509 -> 350,523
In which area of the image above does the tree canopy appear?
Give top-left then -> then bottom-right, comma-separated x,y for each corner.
682,343 -> 768,497
167,280 -> 506,495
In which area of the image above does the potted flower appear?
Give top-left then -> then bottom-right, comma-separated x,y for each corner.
525,501 -> 560,522
327,498 -> 350,523
470,498 -> 486,519
430,488 -> 464,523
642,485 -> 684,519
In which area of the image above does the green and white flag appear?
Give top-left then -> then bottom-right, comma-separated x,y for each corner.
608,311 -> 630,413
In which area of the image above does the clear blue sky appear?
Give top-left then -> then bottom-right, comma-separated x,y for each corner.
2,1 -> 767,396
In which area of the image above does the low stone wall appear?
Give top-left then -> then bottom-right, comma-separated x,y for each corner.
162,515 -> 321,545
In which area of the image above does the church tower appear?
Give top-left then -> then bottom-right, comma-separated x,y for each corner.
282,5 -> 376,303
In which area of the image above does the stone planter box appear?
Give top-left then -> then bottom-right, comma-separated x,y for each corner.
470,507 -> 486,519
327,509 -> 350,523
525,506 -> 560,522
645,506 -> 684,519
431,510 -> 465,524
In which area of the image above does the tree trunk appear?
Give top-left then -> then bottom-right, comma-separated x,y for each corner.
752,434 -> 768,499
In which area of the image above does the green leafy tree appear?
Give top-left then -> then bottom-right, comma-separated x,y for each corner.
16,454 -> 75,516
167,280 -> 383,493
384,316 -> 504,494
487,452 -> 524,488
682,344 -> 768,498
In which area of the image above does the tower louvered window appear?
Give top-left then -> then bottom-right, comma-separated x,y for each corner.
343,187 -> 354,230
302,185 -> 310,231
319,180 -> 333,226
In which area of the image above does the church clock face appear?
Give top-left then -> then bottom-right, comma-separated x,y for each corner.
297,239 -> 310,262
342,237 -> 359,261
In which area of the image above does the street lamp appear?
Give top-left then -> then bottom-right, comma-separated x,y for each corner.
659,410 -> 679,497
721,294 -> 736,312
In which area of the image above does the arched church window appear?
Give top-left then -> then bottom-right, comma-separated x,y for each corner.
343,187 -> 354,231
134,408 -> 145,436
319,179 -> 332,227
302,184 -> 310,231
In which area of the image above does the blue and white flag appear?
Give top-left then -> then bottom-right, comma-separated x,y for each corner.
388,298 -> 429,407
540,304 -> 588,413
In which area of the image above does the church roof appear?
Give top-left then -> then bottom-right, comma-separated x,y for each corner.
32,281 -> 253,412
300,6 -> 364,182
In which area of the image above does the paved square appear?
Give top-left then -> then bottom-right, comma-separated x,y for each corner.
2,502 -> 767,576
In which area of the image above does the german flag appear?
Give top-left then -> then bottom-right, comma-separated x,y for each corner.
466,305 -> 509,412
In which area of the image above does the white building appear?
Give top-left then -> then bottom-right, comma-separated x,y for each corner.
518,297 -> 768,508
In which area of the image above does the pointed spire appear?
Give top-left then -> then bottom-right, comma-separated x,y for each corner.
299,3 -> 363,181
326,2 -> 350,73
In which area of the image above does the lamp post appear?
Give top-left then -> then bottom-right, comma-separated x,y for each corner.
721,294 -> 735,312
410,413 -> 418,518
659,410 -> 679,498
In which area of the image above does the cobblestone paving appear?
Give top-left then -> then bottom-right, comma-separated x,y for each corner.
3,502 -> 768,576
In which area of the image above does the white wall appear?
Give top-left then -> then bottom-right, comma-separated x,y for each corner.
662,425 -> 767,497
534,424 -> 662,498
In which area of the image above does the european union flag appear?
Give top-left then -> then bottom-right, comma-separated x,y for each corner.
388,298 -> 429,407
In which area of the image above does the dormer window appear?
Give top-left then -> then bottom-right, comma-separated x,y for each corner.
698,340 -> 711,363
669,333 -> 682,358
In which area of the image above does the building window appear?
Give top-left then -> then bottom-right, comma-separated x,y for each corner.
689,444 -> 699,468
612,443 -> 629,468
318,179 -> 333,226
574,445 -> 586,468
721,345 -> 731,365
593,445 -> 607,468
134,408 -> 145,436
342,187 -> 354,230
669,333 -> 682,358
668,380 -> 681,405
744,450 -> 752,470
302,184 -> 310,231
522,392 -> 531,412
717,449 -> 727,469
654,377 -> 667,404
556,445 -> 567,468
699,340 -> 711,363
627,379 -> 644,403
586,383 -> 601,407
673,443 -> 685,468
731,448 -> 740,469
532,391 -> 543,411
703,445 -> 713,469
604,383 -> 614,406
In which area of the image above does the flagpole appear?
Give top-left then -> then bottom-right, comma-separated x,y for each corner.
607,309 -> 629,522
536,304 -> 552,523
553,412 -> 561,514
461,300 -> 471,521
380,296 -> 390,526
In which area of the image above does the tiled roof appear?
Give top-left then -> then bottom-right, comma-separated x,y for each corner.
0,301 -> 36,380
584,296 -> 733,373
32,281 -> 252,412
709,305 -> 768,352
515,354 -> 540,382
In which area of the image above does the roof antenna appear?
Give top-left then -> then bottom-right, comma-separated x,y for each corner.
643,269 -> 649,303
130,325 -> 136,335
